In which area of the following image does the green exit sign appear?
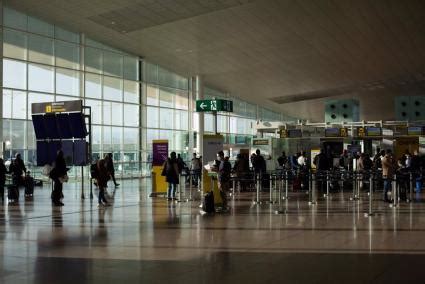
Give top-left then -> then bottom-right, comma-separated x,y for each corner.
196,99 -> 233,112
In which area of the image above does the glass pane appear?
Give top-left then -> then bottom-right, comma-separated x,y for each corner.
3,7 -> 27,30
3,59 -> 27,90
147,85 -> 159,106
92,126 -> 102,151
3,29 -> 27,60
103,101 -> 111,125
124,104 -> 139,127
28,34 -> 54,65
85,73 -> 102,99
28,16 -> 54,37
204,113 -> 213,132
159,87 -> 173,108
56,95 -> 77,102
12,120 -> 25,150
55,27 -> 80,43
124,80 -> 139,103
159,108 -> 173,129
3,90 -> 12,119
103,126 -> 112,150
111,102 -> 123,126
146,129 -> 158,149
55,40 -> 80,69
174,110 -> 188,130
12,91 -> 27,119
27,121 -> 36,152
146,107 -> 159,128
28,63 -> 54,93
28,93 -> 54,115
111,127 -> 122,148
175,91 -> 188,110
145,62 -> 158,84
56,68 -> 80,96
85,47 -> 102,74
124,56 -> 139,80
103,51 -> 123,77
84,99 -> 102,124
103,76 -> 122,101
123,128 -> 138,150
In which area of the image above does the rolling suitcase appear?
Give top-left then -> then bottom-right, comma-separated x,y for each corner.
25,177 -> 35,196
8,185 -> 19,201
202,191 -> 215,213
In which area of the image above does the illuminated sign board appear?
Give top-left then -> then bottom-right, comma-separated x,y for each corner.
253,139 -> 269,146
408,126 -> 424,136
288,129 -> 302,138
365,127 -> 382,137
325,128 -> 348,137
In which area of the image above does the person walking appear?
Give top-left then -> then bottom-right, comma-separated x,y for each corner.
51,150 -> 68,206
217,151 -> 231,209
163,152 -> 179,201
96,158 -> 110,207
0,158 -> 6,202
190,153 -> 202,186
106,153 -> 119,187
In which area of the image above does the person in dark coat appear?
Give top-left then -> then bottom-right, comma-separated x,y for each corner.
163,152 -> 179,200
9,153 -> 26,186
105,153 -> 119,187
51,150 -> 68,206
96,159 -> 110,207
0,158 -> 6,202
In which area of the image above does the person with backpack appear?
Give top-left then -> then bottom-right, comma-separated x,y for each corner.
162,152 -> 179,201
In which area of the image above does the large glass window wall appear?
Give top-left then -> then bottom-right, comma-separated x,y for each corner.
2,7 -> 140,177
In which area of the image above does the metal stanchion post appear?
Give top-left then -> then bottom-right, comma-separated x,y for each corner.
325,171 -> 330,198
309,173 -> 317,205
178,174 -> 184,202
365,174 -> 374,217
187,172 -> 193,201
390,175 -> 397,208
408,172 -> 413,203
284,171 -> 289,200
253,173 -> 261,204
275,171 -> 286,214
232,178 -> 236,199
269,174 -> 273,203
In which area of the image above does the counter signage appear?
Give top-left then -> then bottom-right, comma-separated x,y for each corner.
365,127 -> 382,137
253,139 -> 269,146
288,129 -> 302,138
408,126 -> 424,136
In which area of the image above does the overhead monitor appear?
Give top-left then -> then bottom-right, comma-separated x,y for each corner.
32,114 -> 47,140
56,113 -> 73,139
69,113 -> 88,138
44,114 -> 60,139
365,127 -> 382,137
408,126 -> 424,136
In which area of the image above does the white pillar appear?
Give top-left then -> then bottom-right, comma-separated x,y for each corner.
196,75 -> 204,159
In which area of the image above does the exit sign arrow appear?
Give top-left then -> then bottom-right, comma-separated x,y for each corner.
199,102 -> 207,110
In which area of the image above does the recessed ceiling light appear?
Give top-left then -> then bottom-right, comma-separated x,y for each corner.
111,21 -> 115,25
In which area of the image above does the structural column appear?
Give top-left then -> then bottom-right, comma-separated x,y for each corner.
0,2 -> 3,149
195,75 -> 204,157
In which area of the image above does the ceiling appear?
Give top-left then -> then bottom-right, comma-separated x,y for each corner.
5,0 -> 425,121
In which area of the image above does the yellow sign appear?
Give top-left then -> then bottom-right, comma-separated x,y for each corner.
340,128 -> 348,137
280,129 -> 288,138
357,127 -> 365,137
45,105 -> 52,113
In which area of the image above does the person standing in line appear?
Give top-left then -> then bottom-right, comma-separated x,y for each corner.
106,153 -> 119,187
382,149 -> 396,202
96,158 -> 110,207
163,152 -> 180,201
190,153 -> 202,187
0,158 -> 6,202
217,151 -> 231,209
51,150 -> 68,206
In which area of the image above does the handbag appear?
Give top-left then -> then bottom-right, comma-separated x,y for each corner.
59,174 -> 69,183
42,164 -> 53,176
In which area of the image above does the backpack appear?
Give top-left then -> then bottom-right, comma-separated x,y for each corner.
90,163 -> 99,179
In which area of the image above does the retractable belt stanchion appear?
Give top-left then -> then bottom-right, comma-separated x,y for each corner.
178,174 -> 184,202
269,174 -> 273,204
325,171 -> 330,198
390,175 -> 397,208
232,177 -> 236,199
365,174 -> 374,217
309,172 -> 317,205
408,172 -> 413,203
187,171 -> 193,202
275,171 -> 286,214
253,173 -> 261,204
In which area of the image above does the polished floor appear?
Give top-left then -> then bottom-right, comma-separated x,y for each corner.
1,179 -> 425,283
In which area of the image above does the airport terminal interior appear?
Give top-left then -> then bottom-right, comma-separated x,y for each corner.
1,0 -> 425,283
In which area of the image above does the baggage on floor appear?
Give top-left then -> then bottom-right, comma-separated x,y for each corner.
8,185 -> 19,201
25,177 -> 35,196
202,191 -> 215,213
